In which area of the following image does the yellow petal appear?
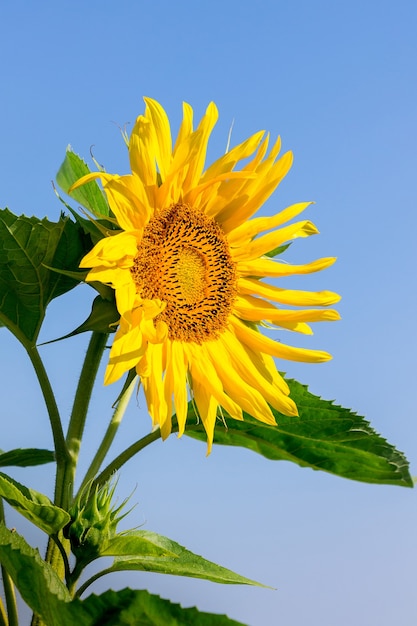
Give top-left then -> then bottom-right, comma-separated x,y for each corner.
173,101 -> 193,153
219,151 -> 293,231
234,295 -> 341,323
201,130 -> 265,182
185,343 -> 243,422
231,220 -> 319,262
182,102 -> 218,191
105,322 -> 146,385
231,316 -> 333,363
238,256 -> 337,278
129,114 -> 158,187
204,337 -> 278,424
144,97 -> 173,180
191,379 -> 218,455
168,341 -> 189,437
238,278 -> 341,306
228,202 -> 313,246
212,332 -> 298,418
80,231 -> 138,269
142,342 -> 170,437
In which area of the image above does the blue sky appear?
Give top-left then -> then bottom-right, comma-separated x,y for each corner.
1,1 -> 416,624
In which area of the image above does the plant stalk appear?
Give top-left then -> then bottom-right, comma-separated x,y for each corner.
0,499 -> 18,626
63,331 -> 109,509
89,427 -> 166,492
76,374 -> 137,498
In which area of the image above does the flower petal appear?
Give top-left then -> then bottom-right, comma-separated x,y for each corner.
231,316 -> 333,363
238,278 -> 341,306
238,256 -> 337,278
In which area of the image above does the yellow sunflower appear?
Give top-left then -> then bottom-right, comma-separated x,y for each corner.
71,97 -> 340,452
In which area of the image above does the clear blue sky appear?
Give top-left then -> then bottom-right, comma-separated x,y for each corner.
1,1 -> 416,624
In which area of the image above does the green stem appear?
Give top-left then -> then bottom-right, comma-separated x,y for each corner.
33,333 -> 108,626
74,567 -> 114,599
62,331 -> 109,509
26,346 -> 69,478
76,374 -> 137,498
89,427 -> 167,492
51,534 -> 71,584
0,500 -> 18,626
0,598 -> 8,626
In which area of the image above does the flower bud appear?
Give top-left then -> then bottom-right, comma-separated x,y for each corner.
64,479 -> 128,566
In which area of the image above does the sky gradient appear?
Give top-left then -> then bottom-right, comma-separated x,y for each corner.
0,2 -> 416,625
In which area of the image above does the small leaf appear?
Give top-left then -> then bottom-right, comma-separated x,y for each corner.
0,448 -> 54,467
0,208 -> 90,344
184,380 -> 413,487
56,147 -> 109,217
264,242 -> 291,257
102,531 -> 267,587
101,531 -> 179,558
0,472 -> 70,534
80,588 -> 248,626
41,295 -> 119,345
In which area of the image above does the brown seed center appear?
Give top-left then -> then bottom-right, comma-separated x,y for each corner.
131,203 -> 236,342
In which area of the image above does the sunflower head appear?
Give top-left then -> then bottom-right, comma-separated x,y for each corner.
70,97 -> 340,453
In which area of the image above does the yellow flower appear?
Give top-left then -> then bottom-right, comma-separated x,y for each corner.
71,98 -> 340,452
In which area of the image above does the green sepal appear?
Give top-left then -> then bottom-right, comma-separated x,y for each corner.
0,448 -> 54,467
0,208 -> 91,345
264,242 -> 291,257
184,379 -> 413,487
56,147 -> 109,217
65,479 -> 130,568
41,295 -> 119,345
55,148 -> 118,245
0,472 -> 70,534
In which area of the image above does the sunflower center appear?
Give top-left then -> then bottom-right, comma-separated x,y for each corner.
131,203 -> 236,342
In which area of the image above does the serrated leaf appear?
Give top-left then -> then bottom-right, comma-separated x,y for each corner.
0,527 -> 248,626
0,472 -> 70,534
102,531 -> 266,587
184,380 -> 413,487
0,448 -> 54,467
56,148 -> 109,217
0,208 -> 90,344
80,588 -> 247,626
0,524 -> 76,626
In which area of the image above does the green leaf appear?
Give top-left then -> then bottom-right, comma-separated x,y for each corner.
101,531 -> 179,558
0,524 -> 75,626
185,380 -> 413,487
79,588 -> 248,626
0,208 -> 90,344
0,472 -> 70,534
100,530 -> 266,587
0,448 -> 54,467
56,147 -> 109,217
0,526 -> 248,626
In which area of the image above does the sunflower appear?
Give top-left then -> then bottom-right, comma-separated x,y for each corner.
71,98 -> 340,452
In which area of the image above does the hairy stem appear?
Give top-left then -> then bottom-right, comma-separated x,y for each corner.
76,374 -> 137,498
89,427 -> 167,492
0,500 -> 18,626
63,331 -> 109,509
26,346 -> 70,483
